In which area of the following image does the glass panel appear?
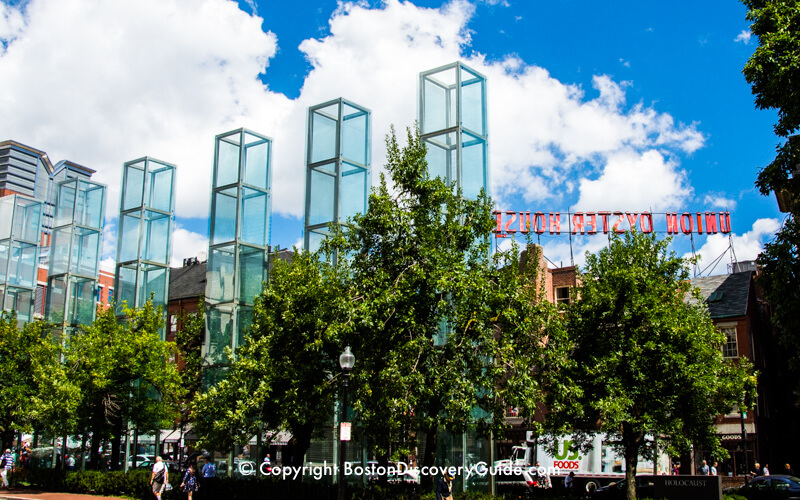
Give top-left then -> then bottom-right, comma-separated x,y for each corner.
238,245 -> 266,304
123,163 -> 145,211
140,266 -> 168,309
461,132 -> 487,199
215,137 -> 240,187
0,197 -> 13,239
309,169 -> 335,226
148,164 -> 174,213
339,164 -> 367,221
115,264 -> 137,312
71,228 -> 101,277
55,181 -> 77,227
307,229 -> 327,254
76,182 -> 105,229
342,105 -> 368,165
15,199 -> 42,243
240,188 -> 269,246
243,135 -> 270,190
46,276 -> 67,324
118,213 -> 141,263
461,67 -> 485,135
142,210 -> 170,264
211,188 -> 238,244
423,78 -> 448,134
0,241 -> 8,283
206,246 -> 235,302
68,277 -> 96,326
4,286 -> 33,325
423,132 -> 457,183
205,306 -> 233,365
8,242 -> 37,287
237,305 -> 253,352
50,228 -> 72,276
310,106 -> 338,164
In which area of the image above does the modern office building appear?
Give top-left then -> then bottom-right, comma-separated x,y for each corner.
45,178 -> 106,337
203,128 -> 272,379
114,157 -> 176,338
304,98 -> 371,256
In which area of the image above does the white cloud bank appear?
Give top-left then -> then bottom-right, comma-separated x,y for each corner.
2,0 -> 710,262
685,218 -> 781,275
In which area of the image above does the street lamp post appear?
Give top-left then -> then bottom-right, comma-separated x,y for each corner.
338,346 -> 355,500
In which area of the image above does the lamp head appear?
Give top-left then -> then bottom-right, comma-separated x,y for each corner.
339,346 -> 355,371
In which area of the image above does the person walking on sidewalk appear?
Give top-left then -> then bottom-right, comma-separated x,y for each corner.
1,448 -> 14,488
181,463 -> 200,500
150,456 -> 168,500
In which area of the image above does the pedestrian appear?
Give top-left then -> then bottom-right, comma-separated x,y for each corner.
150,456 -> 168,500
672,463 -> 680,475
565,470 -> 575,495
751,462 -> 763,477
0,448 -> 13,488
180,463 -> 199,500
700,460 -> 710,475
201,455 -> 216,500
435,469 -> 454,500
66,454 -> 76,471
262,453 -> 272,472
784,463 -> 794,476
711,462 -> 718,476
764,464 -> 770,476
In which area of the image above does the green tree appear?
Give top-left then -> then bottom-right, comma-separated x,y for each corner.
0,313 -> 78,450
545,231 -> 755,500
332,126 -> 563,484
743,0 -> 800,401
175,298 -> 204,433
191,250 -> 351,465
67,301 -> 183,469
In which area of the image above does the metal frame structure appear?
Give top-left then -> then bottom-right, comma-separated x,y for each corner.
418,61 -> 488,199
204,128 -> 272,375
114,157 -> 176,338
0,194 -> 43,325
45,178 -> 106,337
304,98 -> 371,254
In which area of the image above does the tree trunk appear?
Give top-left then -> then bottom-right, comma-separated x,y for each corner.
110,414 -> 123,470
1,430 -> 15,451
289,422 -> 314,467
420,425 -> 439,490
622,423 -> 644,500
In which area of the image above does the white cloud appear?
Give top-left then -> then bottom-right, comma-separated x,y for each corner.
0,0 -> 706,233
735,30 -> 752,45
572,149 -> 692,211
685,218 -> 781,275
619,58 -> 630,68
171,226 -> 210,267
703,193 -> 737,210
100,257 -> 116,274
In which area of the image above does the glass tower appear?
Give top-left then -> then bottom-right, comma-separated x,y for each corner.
0,194 -> 43,325
204,128 -> 272,371
45,178 -> 106,336
304,98 -> 371,253
114,157 -> 175,336
419,62 -> 488,199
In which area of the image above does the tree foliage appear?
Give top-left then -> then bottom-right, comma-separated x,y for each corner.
330,126 -> 564,481
743,0 -> 800,402
191,250 -> 351,465
67,301 -> 182,469
0,314 -> 78,449
545,231 -> 755,500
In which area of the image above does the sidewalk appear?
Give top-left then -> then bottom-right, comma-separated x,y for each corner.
1,489 -> 126,500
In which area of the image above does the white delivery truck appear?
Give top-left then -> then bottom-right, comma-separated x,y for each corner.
495,432 -> 671,493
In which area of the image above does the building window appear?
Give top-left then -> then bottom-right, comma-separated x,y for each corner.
721,326 -> 738,358
555,286 -> 570,306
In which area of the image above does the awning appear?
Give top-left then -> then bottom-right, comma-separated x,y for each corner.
248,430 -> 292,446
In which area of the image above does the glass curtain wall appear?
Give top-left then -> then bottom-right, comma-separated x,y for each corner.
0,194 -> 43,325
114,157 -> 175,339
45,178 -> 106,337
304,98 -> 371,257
204,129 -> 272,375
419,62 -> 488,199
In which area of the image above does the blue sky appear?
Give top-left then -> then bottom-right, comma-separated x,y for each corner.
0,0 -> 784,274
